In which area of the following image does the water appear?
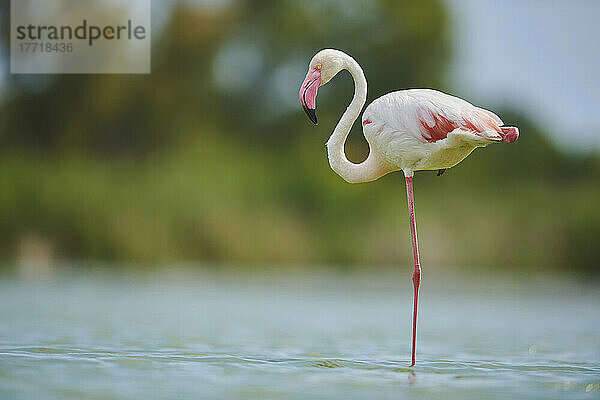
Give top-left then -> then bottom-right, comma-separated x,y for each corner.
1,268 -> 599,399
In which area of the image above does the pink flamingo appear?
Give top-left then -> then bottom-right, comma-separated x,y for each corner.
299,49 -> 519,367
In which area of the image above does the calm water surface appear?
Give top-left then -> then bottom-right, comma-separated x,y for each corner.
0,268 -> 598,399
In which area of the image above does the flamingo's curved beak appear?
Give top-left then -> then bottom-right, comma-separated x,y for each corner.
299,68 -> 321,125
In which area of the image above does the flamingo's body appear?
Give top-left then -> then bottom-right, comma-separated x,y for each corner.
299,49 -> 519,367
362,89 -> 519,175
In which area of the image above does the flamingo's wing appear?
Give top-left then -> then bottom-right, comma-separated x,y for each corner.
408,90 -> 504,143
364,89 -> 506,144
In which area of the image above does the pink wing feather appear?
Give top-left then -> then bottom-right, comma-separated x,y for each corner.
410,91 -> 504,143
418,111 -> 459,143
363,89 -> 511,144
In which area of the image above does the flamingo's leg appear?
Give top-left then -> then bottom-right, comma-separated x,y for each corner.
405,176 -> 421,367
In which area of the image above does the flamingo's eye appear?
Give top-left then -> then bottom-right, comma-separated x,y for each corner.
316,64 -> 322,70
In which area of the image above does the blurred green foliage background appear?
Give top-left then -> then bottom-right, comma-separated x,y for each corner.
0,0 -> 598,275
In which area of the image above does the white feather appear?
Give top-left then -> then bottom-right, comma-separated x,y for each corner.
362,89 -> 504,174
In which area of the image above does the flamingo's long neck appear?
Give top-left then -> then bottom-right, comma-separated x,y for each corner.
326,56 -> 386,184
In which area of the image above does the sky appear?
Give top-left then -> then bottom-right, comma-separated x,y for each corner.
445,0 -> 600,152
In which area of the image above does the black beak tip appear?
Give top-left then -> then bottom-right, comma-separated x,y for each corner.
303,105 -> 318,125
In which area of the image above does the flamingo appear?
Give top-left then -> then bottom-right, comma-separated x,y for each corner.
299,49 -> 519,367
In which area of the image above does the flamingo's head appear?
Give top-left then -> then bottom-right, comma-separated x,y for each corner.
299,49 -> 346,125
